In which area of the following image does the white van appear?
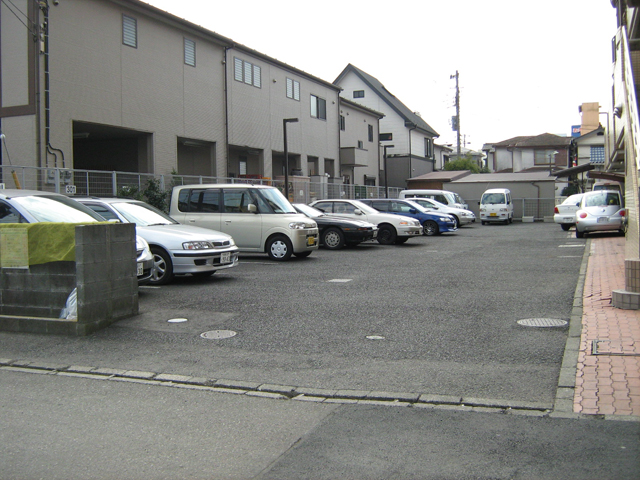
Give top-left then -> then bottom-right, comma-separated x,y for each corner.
479,188 -> 514,225
399,189 -> 468,210
593,180 -> 623,195
169,184 -> 318,261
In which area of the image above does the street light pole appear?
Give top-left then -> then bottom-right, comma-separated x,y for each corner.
283,118 -> 298,200
383,144 -> 394,198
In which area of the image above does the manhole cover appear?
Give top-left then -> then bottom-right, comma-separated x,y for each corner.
517,318 -> 568,327
200,330 -> 237,339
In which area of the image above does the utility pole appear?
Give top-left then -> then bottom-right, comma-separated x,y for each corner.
450,71 -> 461,158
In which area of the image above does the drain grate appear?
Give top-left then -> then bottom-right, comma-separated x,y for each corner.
517,318 -> 568,327
200,330 -> 237,339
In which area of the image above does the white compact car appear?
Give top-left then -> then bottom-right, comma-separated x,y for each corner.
77,197 -> 239,285
309,199 -> 422,245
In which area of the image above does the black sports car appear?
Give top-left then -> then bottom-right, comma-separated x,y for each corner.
293,204 -> 378,249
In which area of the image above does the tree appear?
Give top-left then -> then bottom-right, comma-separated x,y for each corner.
444,155 -> 486,173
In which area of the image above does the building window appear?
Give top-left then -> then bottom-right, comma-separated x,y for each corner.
353,90 -> 364,98
184,38 -> 196,66
534,150 -> 556,165
234,57 -> 261,88
340,115 -> 345,131
122,15 -> 137,48
286,78 -> 300,101
310,95 -> 326,120
358,140 -> 364,149
590,145 -> 605,164
424,137 -> 433,157
368,125 -> 374,142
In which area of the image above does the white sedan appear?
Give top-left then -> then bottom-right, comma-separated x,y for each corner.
553,193 -> 584,231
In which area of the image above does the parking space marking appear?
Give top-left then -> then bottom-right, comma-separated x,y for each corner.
327,279 -> 353,283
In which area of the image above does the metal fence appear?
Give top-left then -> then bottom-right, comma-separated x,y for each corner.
0,165 -> 557,219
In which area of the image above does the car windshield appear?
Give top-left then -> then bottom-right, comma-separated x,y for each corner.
404,200 -> 429,213
295,204 -> 324,217
452,193 -> 465,204
350,201 -> 379,215
11,195 -> 105,223
112,201 -> 178,226
481,193 -> 505,204
563,194 -> 583,205
585,193 -> 620,208
259,188 -> 296,214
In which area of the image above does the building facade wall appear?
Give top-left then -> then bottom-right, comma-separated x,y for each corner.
227,48 -> 340,180
338,101 -> 380,185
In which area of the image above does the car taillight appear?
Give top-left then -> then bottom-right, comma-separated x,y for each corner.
579,213 -> 588,219
621,210 -> 626,217
554,207 -> 559,214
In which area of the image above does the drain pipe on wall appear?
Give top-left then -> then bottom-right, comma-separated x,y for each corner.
408,123 -> 416,181
41,1 -> 65,168
223,47 -> 231,177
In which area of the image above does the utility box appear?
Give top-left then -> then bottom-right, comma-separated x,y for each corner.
0,223 -> 139,335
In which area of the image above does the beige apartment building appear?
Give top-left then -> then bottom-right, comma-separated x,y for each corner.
0,0 -> 342,186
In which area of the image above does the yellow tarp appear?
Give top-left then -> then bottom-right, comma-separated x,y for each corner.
0,223 -> 99,266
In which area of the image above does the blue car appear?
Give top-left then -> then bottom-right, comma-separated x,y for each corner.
360,198 -> 457,236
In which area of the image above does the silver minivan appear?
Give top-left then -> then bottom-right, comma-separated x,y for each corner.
170,184 -> 318,261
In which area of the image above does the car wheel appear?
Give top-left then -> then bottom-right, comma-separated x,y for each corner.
452,216 -> 460,228
561,224 -> 571,231
150,247 -> 174,285
267,235 -> 293,261
294,251 -> 312,258
481,221 -> 486,225
322,227 -> 344,250
377,225 -> 397,245
423,220 -> 438,236
575,229 -> 585,239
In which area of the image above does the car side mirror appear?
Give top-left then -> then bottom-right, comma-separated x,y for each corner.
248,204 -> 257,214
354,209 -> 362,215
410,208 -> 417,214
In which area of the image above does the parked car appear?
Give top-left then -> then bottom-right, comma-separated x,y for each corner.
76,197 -> 239,285
553,193 -> 585,231
479,188 -> 514,225
400,197 -> 475,227
293,203 -> 378,249
170,184 -> 318,261
0,189 -> 153,284
309,199 -> 422,245
575,190 -> 626,238
399,189 -> 468,209
359,198 -> 457,236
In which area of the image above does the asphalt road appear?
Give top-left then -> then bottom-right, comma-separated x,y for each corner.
3,222 -> 639,479
1,222 -> 583,404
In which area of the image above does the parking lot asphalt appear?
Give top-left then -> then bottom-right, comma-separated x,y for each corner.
0,221 -> 597,413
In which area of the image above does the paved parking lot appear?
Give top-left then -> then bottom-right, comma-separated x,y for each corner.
0,222 -> 584,407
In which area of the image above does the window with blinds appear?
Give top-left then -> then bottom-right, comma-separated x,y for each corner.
234,57 -> 261,88
184,38 -> 195,66
122,15 -> 137,48
286,78 -> 300,101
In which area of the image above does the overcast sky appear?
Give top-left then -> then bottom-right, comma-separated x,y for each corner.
145,0 -> 617,151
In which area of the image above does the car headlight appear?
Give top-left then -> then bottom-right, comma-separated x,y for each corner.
289,222 -> 315,229
183,241 -> 213,250
440,217 -> 450,222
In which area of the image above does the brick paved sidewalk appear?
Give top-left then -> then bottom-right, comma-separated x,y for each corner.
574,236 -> 640,416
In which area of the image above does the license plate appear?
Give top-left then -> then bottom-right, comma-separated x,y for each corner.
137,262 -> 143,276
220,252 -> 231,264
597,217 -> 610,223
563,217 -> 574,222
307,236 -> 317,246
489,213 -> 497,217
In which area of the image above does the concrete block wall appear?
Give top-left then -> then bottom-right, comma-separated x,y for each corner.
0,223 -> 139,335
